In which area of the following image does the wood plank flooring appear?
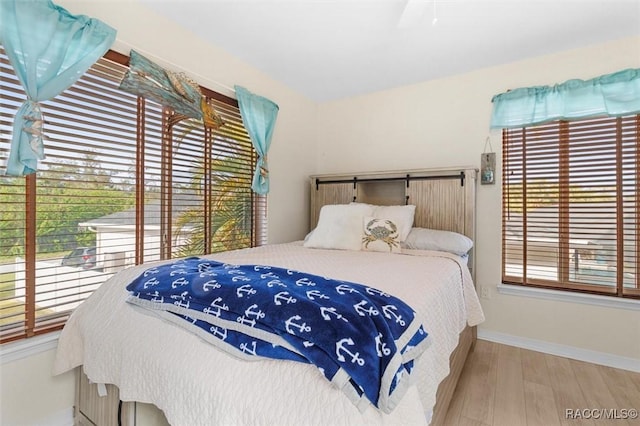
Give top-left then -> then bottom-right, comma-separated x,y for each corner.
443,340 -> 640,426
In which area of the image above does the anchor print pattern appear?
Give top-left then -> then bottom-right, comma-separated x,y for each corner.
126,256 -> 429,413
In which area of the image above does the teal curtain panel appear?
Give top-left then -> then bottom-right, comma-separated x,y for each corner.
0,0 -> 116,175
234,85 -> 279,195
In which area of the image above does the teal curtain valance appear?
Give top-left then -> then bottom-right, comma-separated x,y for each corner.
0,0 -> 116,175
234,85 -> 279,195
490,68 -> 640,129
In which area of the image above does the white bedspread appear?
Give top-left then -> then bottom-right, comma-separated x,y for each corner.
53,242 -> 484,426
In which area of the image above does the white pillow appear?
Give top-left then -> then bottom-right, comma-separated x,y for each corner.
362,217 -> 402,253
402,227 -> 473,256
351,203 -> 416,241
304,203 -> 375,250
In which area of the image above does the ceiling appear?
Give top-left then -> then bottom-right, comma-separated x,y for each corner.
142,0 -> 640,102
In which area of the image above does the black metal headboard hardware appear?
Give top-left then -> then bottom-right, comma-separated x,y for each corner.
314,171 -> 465,190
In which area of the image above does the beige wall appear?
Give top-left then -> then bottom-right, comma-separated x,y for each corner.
316,36 -> 640,360
1,344 -> 75,425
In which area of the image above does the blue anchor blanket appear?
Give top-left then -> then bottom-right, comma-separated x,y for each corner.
125,257 -> 430,413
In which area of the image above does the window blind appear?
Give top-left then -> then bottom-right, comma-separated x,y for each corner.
0,47 -> 266,343
502,115 -> 639,298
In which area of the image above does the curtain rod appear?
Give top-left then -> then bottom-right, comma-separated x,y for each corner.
315,171 -> 466,190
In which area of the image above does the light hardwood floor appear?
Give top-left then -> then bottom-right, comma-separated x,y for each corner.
443,340 -> 640,426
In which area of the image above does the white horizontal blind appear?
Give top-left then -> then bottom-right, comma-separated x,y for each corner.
502,115 -> 639,298
0,47 -> 266,343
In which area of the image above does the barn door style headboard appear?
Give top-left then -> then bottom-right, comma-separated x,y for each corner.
309,167 -> 478,275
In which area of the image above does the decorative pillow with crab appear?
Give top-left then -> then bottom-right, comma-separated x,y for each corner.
362,217 -> 402,253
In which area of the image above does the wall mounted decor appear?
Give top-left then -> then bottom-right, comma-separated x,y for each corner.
481,137 -> 496,185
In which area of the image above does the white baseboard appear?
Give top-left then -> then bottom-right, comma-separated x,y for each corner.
477,329 -> 640,373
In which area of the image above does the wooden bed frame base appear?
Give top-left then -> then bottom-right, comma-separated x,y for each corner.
430,325 -> 476,426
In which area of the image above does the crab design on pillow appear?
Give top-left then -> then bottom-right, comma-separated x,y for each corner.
363,218 -> 400,252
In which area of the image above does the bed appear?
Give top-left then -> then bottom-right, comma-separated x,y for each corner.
53,166 -> 484,426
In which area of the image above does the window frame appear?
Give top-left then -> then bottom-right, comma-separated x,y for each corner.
0,48 -> 267,343
501,114 -> 640,300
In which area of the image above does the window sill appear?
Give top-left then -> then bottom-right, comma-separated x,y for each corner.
497,283 -> 640,311
0,331 -> 60,364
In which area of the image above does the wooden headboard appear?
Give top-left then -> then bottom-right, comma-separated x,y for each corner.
309,167 -> 478,275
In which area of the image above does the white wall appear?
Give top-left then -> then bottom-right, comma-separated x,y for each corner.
316,36 -> 640,362
0,1 -> 318,425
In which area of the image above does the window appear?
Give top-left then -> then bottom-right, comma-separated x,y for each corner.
0,47 -> 267,343
502,115 -> 639,298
